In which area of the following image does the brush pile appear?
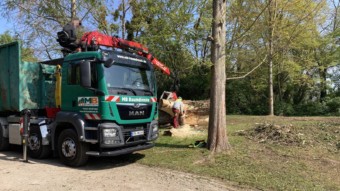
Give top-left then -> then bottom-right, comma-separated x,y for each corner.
237,123 -> 303,146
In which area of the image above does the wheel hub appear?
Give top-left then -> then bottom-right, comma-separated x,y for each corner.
28,134 -> 40,151
62,138 -> 76,158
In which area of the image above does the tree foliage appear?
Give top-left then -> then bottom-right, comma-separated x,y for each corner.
0,0 -> 339,116
0,0 -> 105,59
0,31 -> 37,62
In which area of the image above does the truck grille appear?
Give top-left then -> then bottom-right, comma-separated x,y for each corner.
122,125 -> 149,143
117,103 -> 152,120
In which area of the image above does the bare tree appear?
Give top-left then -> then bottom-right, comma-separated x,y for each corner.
207,0 -> 231,153
267,0 -> 277,116
0,0 -> 101,59
120,0 -> 131,39
113,0 -> 131,39
71,0 -> 76,20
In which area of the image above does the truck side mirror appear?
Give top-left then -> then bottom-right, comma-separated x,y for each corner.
80,60 -> 91,87
104,58 -> 114,68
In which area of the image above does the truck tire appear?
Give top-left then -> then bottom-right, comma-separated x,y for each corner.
58,129 -> 89,167
28,126 -> 51,159
0,125 -> 10,151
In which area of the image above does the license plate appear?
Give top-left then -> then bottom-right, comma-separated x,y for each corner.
131,130 -> 144,137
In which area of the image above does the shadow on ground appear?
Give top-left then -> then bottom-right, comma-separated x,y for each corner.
155,143 -> 190,149
0,146 -> 145,170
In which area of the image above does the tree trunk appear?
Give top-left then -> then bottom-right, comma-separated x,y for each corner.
207,0 -> 231,153
121,0 -> 126,39
71,0 -> 76,20
268,0 -> 276,116
268,40 -> 274,115
319,67 -> 327,101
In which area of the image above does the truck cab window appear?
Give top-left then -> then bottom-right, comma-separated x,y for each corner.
67,63 -> 80,85
91,63 -> 98,88
67,62 -> 98,88
104,64 -> 153,91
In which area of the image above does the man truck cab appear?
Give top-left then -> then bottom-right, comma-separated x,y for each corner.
0,42 -> 159,167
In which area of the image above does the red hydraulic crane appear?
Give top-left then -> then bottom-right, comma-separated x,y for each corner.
57,21 -> 178,91
80,31 -> 171,76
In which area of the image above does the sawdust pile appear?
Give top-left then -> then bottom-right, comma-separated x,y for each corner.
159,99 -> 210,138
159,99 -> 210,127
163,124 -> 205,138
182,100 -> 209,126
183,100 -> 210,115
237,123 -> 303,146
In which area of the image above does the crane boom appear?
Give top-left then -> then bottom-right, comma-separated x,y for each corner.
57,21 -> 179,94
80,31 -> 171,76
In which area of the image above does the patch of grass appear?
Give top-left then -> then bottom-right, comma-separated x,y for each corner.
138,116 -> 340,190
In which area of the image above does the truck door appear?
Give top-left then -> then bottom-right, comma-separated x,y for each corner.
61,61 -> 98,112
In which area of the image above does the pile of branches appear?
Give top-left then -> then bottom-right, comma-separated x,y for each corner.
237,123 -> 303,146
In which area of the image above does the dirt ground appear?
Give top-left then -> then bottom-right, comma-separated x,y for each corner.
0,150 -> 243,191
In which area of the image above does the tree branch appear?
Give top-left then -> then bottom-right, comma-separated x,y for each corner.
227,1 -> 270,46
226,55 -> 267,80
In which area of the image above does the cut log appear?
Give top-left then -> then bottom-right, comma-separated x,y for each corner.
159,99 -> 175,117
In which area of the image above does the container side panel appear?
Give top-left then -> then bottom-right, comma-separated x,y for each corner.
19,62 -> 40,110
0,42 -> 20,111
18,63 -> 56,110
0,42 -> 56,111
39,64 -> 56,108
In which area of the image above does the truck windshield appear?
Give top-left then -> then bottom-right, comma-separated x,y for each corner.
104,63 -> 154,95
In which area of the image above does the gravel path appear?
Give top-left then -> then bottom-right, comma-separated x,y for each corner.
0,151 -> 245,191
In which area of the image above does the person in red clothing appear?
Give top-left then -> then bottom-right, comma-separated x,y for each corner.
172,97 -> 184,128
171,91 -> 178,100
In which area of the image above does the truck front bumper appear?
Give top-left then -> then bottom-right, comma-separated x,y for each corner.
85,142 -> 154,157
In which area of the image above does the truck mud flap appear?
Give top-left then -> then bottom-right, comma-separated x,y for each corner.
85,143 -> 154,157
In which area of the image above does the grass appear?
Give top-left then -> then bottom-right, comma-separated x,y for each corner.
138,115 -> 340,191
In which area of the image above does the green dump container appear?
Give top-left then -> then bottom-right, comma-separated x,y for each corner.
0,42 -> 56,112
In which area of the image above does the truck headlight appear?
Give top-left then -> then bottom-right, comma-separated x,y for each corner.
103,129 -> 117,137
152,124 -> 158,133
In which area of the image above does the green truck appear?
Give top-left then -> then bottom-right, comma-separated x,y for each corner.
0,41 -> 159,166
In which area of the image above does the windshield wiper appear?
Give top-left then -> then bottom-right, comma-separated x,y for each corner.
119,88 -> 137,95
139,89 -> 154,96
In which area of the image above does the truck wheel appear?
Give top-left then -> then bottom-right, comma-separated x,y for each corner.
0,125 -> 10,151
58,129 -> 89,167
28,126 -> 51,159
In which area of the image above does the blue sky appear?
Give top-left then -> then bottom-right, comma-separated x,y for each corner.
0,17 -> 12,34
0,1 -> 128,36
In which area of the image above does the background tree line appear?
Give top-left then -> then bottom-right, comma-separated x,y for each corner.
0,0 -> 339,116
